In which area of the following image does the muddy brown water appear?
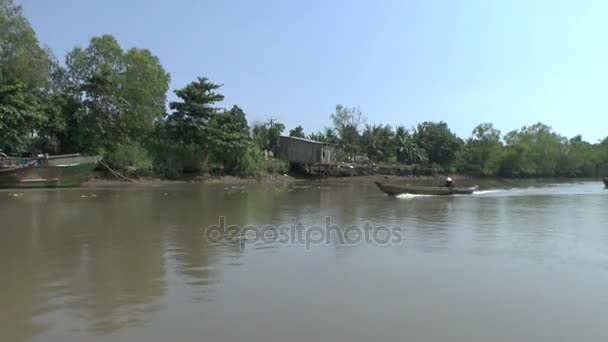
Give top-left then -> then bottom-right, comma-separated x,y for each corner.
1,179 -> 607,341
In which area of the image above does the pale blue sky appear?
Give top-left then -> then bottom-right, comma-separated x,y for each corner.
19,0 -> 608,141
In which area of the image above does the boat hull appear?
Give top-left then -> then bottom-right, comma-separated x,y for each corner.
0,155 -> 101,189
375,181 -> 478,196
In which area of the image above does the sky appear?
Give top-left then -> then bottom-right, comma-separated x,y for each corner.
18,0 -> 608,142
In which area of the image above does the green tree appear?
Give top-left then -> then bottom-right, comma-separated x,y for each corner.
289,125 -> 306,138
122,48 -> 171,139
413,121 -> 462,167
208,105 -> 252,172
267,121 -> 285,155
64,35 -> 170,153
0,83 -> 44,153
0,0 -> 63,154
460,123 -> 502,175
394,126 -> 427,164
251,123 -> 268,150
323,127 -> 339,144
308,131 -> 325,142
559,135 -> 598,176
596,137 -> 608,175
251,120 -> 284,154
166,77 -> 223,170
0,0 -> 55,88
498,123 -> 566,177
361,124 -> 395,162
331,105 -> 364,160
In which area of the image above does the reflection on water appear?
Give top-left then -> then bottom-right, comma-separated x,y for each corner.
1,180 -> 608,341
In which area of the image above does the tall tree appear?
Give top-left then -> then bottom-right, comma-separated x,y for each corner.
0,0 -> 62,154
361,124 -> 395,162
0,0 -> 55,88
323,127 -> 339,144
308,131 -> 325,142
0,83 -> 44,153
167,76 -> 223,151
331,105 -> 365,159
289,125 -> 305,138
460,123 -> 502,175
413,121 -> 462,166
64,35 -> 170,152
498,123 -> 566,177
208,105 -> 252,170
394,126 -> 427,164
559,135 -> 597,176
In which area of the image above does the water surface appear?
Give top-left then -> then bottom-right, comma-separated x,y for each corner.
1,180 -> 607,341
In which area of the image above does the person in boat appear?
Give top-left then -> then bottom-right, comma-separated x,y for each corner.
445,177 -> 455,188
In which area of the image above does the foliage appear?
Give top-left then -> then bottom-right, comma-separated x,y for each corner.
394,126 -> 427,164
361,124 -> 395,162
289,125 -> 305,138
165,77 -> 223,167
234,144 -> 264,176
308,132 -> 325,142
105,142 -> 153,175
63,35 -> 170,156
0,83 -> 45,153
264,158 -> 289,174
251,120 -> 285,154
208,105 -> 252,172
497,123 -> 566,177
458,123 -> 502,175
330,105 -> 365,159
559,136 -> 598,177
413,121 -> 463,167
0,0 -> 55,88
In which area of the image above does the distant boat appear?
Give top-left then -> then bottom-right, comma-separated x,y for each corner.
603,178 -> 608,187
374,181 -> 478,196
0,153 -> 101,188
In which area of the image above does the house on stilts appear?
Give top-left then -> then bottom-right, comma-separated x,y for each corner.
278,136 -> 337,175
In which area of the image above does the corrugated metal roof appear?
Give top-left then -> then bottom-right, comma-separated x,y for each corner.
279,136 -> 337,146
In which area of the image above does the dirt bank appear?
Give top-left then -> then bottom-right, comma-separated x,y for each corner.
84,166 -> 470,187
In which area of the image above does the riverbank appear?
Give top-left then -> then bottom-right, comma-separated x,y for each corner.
88,161 -> 446,184
84,166 -> 476,187
85,168 -> 606,188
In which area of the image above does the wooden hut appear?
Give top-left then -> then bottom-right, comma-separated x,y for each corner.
278,136 -> 336,174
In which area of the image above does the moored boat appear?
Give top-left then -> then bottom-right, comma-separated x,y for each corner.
603,178 -> 608,187
375,181 -> 478,196
0,153 -> 101,188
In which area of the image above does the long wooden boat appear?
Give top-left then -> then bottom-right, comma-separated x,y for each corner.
0,153 -> 101,188
375,181 -> 478,196
603,178 -> 608,187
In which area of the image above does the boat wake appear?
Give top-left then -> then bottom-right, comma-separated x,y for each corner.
393,189 -> 501,198
395,193 -> 434,199
472,190 -> 499,195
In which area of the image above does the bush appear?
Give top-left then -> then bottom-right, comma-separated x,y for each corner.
234,145 -> 264,176
149,143 -> 182,179
105,142 -> 153,175
264,158 -> 289,175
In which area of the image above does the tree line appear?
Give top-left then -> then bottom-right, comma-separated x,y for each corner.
294,108 -> 608,177
1,0 -> 285,177
2,0 -> 608,178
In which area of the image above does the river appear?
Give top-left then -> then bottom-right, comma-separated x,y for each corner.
1,179 -> 607,341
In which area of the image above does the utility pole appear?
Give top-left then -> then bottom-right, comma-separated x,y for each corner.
267,117 -> 278,129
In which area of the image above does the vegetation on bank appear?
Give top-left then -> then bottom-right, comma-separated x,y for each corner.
2,0 -> 608,179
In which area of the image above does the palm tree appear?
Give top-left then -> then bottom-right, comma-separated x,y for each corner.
362,124 -> 395,162
323,127 -> 339,144
307,132 -> 325,142
339,124 -> 360,161
394,125 -> 427,164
